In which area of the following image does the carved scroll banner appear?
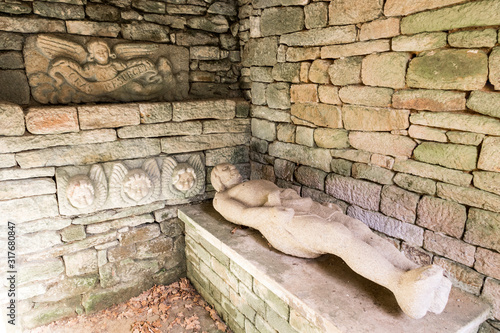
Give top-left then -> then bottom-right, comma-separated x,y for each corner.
56,154 -> 205,216
24,35 -> 189,104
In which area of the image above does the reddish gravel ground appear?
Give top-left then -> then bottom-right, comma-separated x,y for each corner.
28,278 -> 231,333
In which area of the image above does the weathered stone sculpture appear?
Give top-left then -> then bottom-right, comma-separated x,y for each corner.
211,163 -> 452,319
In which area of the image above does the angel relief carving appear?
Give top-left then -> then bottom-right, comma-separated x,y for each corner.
162,155 -> 205,199
25,35 -> 189,104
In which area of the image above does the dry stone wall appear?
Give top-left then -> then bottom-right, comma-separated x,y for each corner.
241,0 -> 500,321
0,98 -> 250,329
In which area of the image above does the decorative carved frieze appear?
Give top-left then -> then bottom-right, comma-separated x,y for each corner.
56,154 -> 205,216
24,35 -> 189,104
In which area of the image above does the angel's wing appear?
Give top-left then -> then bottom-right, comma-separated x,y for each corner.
36,35 -> 87,64
186,155 -> 205,197
89,164 -> 108,209
114,43 -> 159,60
143,159 -> 161,201
109,163 -> 128,204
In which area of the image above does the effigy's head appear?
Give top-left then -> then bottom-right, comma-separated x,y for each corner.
211,163 -> 243,192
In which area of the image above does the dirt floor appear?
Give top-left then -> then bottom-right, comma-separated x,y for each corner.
28,278 -> 231,333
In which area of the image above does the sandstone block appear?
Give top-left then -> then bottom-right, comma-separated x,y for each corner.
0,129 -> 116,154
490,47 -> 500,90
251,82 -> 267,106
260,7 -> 304,37
206,146 -> 249,166
61,225 -> 86,242
294,166 -> 327,191
414,142 -> 478,171
329,0 -> 382,25
401,0 -> 500,34
0,195 -> 59,224
86,4 -> 121,22
362,52 -> 410,89
269,142 -> 331,172
33,2 -> 85,19
172,99 -> 235,121
203,119 -> 250,134
328,56 -> 362,86
251,118 -> 276,141
186,16 -> 229,33
424,230 -> 476,266
410,111 -> 500,136
393,89 -> 466,111
0,178 -> 56,201
407,49 -> 488,90
384,0 -> 467,16
251,67 -> 273,83
438,183 -> 500,214
381,185 -> 419,223
0,102 -> 24,136
349,132 -> 416,157
33,275 -> 98,303
308,59 -> 331,84
291,103 -> 342,128
304,2 -> 328,29
300,62 -> 310,83
272,63 -> 300,83
326,174 -> 381,210
286,47 -> 320,62
132,0 -> 166,14
18,259 -> 64,285
79,104 -> 139,130
119,224 -> 161,247
408,125 -> 447,142
352,163 -> 394,184
290,84 -> 318,103
478,137 -> 500,172
0,154 -> 16,168
331,158 -> 353,177
296,126 -> 314,147
276,124 -> 294,143
0,17 -> 65,33
318,85 -> 341,105
0,70 -> 29,104
331,149 -> 372,164
136,236 -> 174,259
64,249 -> 99,277
360,17 -> 399,41
467,91 -> 500,119
417,196 -> 466,238
251,106 -> 290,123
393,173 -> 436,195
253,0 -> 309,8
266,82 -> 290,110
482,278 -> 500,319
139,103 -> 172,124
343,105 -> 408,131
348,205 -> 424,246
449,29 -> 497,48
0,167 -> 54,182
433,257 -> 484,295
67,21 -> 121,37
392,32 -> 447,52
190,46 -> 220,60
339,86 -> 393,107
280,26 -> 356,47
474,171 -> 500,196
321,39 -> 390,59
0,1 -> 31,14
314,128 -> 349,149
25,107 -> 79,134
465,208 -> 500,252
394,159 -> 472,186
121,22 -> 169,42
161,133 -> 250,154
371,154 -> 395,169
242,37 -> 278,67
475,248 -> 500,280
446,131 -> 484,146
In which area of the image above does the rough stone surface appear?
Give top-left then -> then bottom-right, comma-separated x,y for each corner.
410,111 -> 500,136
0,17 -> 65,33
79,104 -> 140,130
329,0 -> 383,25
409,125 -> 447,143
416,196 -> 466,238
308,60 -> 331,84
25,107 -> 79,135
380,185 -> 419,223
465,208 -> 500,252
321,39 -> 390,59
161,133 -> 250,154
483,278 -> 500,319
173,99 -> 236,121
266,82 -> 291,110
318,85 -> 341,105
295,126 -> 314,147
33,2 -> 85,19
139,103 -> 172,124
362,52 -> 410,89
64,249 -> 98,277
280,26 -> 356,47
467,91 -> 500,119
343,105 -> 408,131
352,163 -> 394,185
0,102 -> 24,136
251,118 -> 276,141
392,32 -> 447,52
272,63 -> 301,83
286,47 -> 321,62
475,248 -> 500,280
291,103 -> 342,129
18,259 -> 65,285
328,56 -> 362,86
304,2 -> 328,29
407,49 -> 488,90
325,174 -> 381,211
290,84 -> 318,103
401,0 -> 500,34
294,166 -> 327,191
393,89 -> 466,111
0,69 -> 30,104
438,183 -> 500,214
0,178 -> 56,201
478,137 -> 500,172
242,37 -> 278,67
447,131 -> 484,146
434,257 -> 485,296
331,149 -> 371,164
424,231 -> 476,267
349,132 -> 416,157
330,158 -> 353,177
393,173 -> 436,195
314,128 -> 349,149
359,17 -> 400,41
393,159 -> 472,187
414,142 -> 478,171
339,86 -> 393,107
490,47 -> 500,90
66,21 -> 121,37
269,142 -> 331,172
449,29 -> 498,48
118,121 -> 202,139
0,195 -> 59,224
260,7 -> 304,37
384,0 -> 468,16
473,171 -> 500,196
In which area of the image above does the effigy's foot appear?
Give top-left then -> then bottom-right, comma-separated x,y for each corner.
428,276 -> 452,314
395,265 -> 445,319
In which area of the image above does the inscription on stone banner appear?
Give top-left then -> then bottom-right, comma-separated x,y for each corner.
23,35 -> 189,104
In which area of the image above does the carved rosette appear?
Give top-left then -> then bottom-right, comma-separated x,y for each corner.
162,155 -> 205,199
58,164 -> 108,215
110,159 -> 161,205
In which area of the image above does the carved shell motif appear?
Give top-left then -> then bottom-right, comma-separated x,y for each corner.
109,159 -> 161,205
162,155 -> 205,199
59,164 -> 108,214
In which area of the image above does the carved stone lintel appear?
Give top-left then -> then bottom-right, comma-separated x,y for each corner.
162,155 -> 205,199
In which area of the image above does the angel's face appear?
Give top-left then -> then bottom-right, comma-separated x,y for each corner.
92,44 -> 110,65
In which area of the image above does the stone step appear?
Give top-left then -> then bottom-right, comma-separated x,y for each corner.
179,203 -> 491,333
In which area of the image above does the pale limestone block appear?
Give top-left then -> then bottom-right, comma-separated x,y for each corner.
414,142 -> 478,171
18,283 -> 47,301
18,217 -> 71,235
349,132 -> 416,158
280,25 -> 356,47
321,39 -> 390,59
269,142 -> 331,172
408,125 -> 447,142
384,0 -> 468,16
0,167 -> 54,181
295,126 -> 314,147
121,22 -> 170,41
328,56 -> 363,86
362,52 -> 410,89
61,224 -> 86,242
475,248 -> 500,280
251,118 -> 276,141
490,47 -> 500,90
291,103 -> 342,129
339,86 -> 393,107
482,278 -> 500,319
446,131 -> 484,146
18,230 -> 62,255
18,259 -> 64,285
26,107 -> 79,134
117,121 -> 202,138
343,105 -> 408,131
424,230 -> 475,266
250,67 -> 273,83
190,46 -> 220,60
308,59 -> 331,84
67,21 -> 120,37
392,32 -> 447,52
79,104 -> 140,130
161,133 -> 250,154
0,195 -> 58,224
467,90 -> 500,119
299,62 -> 310,83
410,111 -> 500,136
0,178 -> 56,200
393,89 -> 465,111
251,106 -> 290,123
0,17 -> 65,33
290,84 -> 318,103
313,128 -> 349,149
478,137 -> 500,172
251,82 -> 267,105
473,171 -> 500,196
329,0 -> 382,25
326,174 -> 381,210
203,119 -> 251,134
249,15 -> 261,38
371,154 -> 395,169
352,163 -> 394,185
272,63 -> 300,83
381,185 -> 419,223
434,257 -> 484,295
266,82 -> 290,109
0,102 -> 24,136
465,208 -> 500,252
360,17 -> 399,41
416,196 -> 466,238
277,124 -> 295,143
241,37 -> 278,67
318,85 -> 341,105
260,6 -> 304,37
304,2 -> 328,29
139,103 -> 172,124
449,29 -> 497,48
0,154 -> 17,168
64,249 -> 98,277
438,183 -> 500,214
331,149 -> 371,163
393,159 -> 472,187
253,0 -> 309,8
394,173 -> 436,196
